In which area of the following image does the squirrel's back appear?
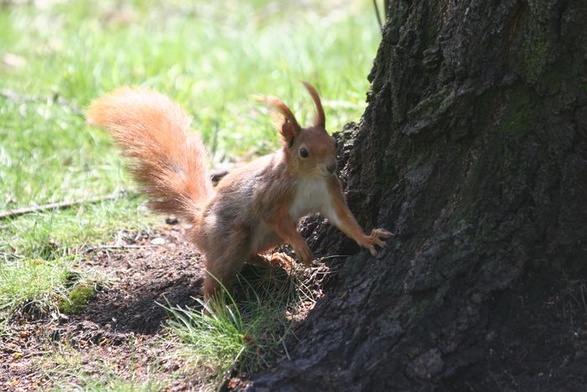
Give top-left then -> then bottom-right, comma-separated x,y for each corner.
87,87 -> 214,220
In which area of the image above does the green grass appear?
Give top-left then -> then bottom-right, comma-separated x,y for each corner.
0,256 -> 106,326
0,0 -> 380,386
0,258 -> 73,322
164,265 -> 317,388
2,0 -> 379,170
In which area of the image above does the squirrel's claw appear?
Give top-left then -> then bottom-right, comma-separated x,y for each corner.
363,228 -> 393,256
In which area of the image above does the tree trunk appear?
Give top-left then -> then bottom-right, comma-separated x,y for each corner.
246,0 -> 587,390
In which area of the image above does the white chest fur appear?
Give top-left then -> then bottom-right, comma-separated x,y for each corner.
289,177 -> 338,225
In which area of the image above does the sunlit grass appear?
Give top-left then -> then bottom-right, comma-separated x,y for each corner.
1,197 -> 151,260
164,264 -> 318,388
0,256 -> 106,328
2,1 -> 378,164
0,258 -> 73,320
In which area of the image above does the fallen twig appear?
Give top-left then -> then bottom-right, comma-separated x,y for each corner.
0,193 -> 127,220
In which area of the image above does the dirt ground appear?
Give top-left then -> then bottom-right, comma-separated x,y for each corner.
4,220 -> 587,391
1,223 -> 213,391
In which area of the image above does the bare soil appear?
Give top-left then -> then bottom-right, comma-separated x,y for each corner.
1,223 -> 211,391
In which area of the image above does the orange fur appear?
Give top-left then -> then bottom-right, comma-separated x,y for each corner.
86,83 -> 392,300
87,88 -> 214,220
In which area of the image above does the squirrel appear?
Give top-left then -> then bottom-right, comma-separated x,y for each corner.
86,82 -> 392,299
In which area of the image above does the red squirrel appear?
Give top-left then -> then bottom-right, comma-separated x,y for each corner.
87,82 -> 391,299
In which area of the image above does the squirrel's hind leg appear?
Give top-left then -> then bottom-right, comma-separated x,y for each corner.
202,242 -> 249,300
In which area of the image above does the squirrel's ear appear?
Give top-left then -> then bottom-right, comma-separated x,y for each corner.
279,118 -> 297,148
255,94 -> 301,146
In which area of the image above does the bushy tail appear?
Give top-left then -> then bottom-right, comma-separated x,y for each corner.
87,87 -> 214,221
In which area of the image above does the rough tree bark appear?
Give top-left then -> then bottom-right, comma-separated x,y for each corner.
246,0 -> 587,390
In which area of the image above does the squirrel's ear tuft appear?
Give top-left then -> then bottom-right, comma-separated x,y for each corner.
302,82 -> 325,129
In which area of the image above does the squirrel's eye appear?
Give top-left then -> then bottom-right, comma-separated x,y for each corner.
299,147 -> 309,158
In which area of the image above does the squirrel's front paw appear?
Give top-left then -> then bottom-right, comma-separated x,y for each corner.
362,228 -> 393,256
